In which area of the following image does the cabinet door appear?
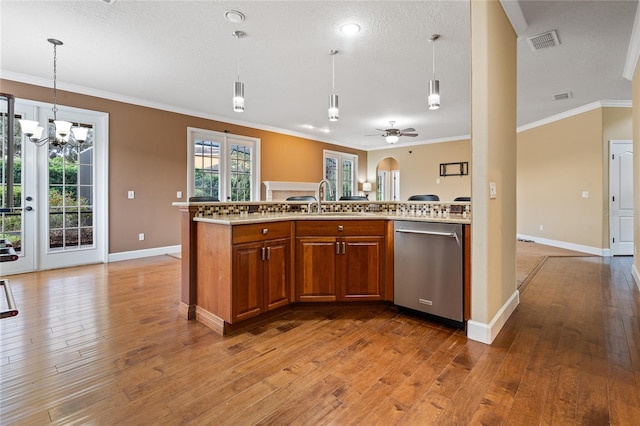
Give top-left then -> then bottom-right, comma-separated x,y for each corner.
264,238 -> 291,311
339,236 -> 384,301
232,241 -> 264,322
295,237 -> 338,302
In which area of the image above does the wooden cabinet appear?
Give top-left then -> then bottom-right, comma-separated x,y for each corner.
295,220 -> 385,302
196,221 -> 292,329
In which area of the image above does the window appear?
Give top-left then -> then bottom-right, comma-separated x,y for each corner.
323,150 -> 357,200
188,128 -> 260,201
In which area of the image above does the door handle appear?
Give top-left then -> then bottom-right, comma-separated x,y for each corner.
25,196 -> 33,201
25,206 -> 34,211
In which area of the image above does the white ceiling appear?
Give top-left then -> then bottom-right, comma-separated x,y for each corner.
1,0 -> 637,151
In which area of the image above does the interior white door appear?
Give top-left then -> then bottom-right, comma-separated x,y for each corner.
609,140 -> 633,256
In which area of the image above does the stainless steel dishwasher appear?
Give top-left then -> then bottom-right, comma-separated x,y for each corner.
394,221 -> 464,328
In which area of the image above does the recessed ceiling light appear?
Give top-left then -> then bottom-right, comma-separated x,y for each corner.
341,23 -> 361,35
224,10 -> 245,23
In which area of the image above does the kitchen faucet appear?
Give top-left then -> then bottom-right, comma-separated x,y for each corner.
309,179 -> 333,213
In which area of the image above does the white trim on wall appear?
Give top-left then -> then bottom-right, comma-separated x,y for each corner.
467,290 -> 520,344
516,234 -> 610,256
517,100 -> 632,133
263,181 -> 318,201
632,264 -> 640,292
623,1 -> 640,80
108,245 -> 181,263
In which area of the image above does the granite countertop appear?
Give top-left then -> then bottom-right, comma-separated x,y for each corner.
193,211 -> 471,225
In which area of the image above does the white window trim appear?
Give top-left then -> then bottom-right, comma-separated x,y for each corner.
187,127 -> 261,201
323,149 -> 358,199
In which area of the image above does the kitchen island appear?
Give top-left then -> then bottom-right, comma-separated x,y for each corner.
175,200 -> 471,335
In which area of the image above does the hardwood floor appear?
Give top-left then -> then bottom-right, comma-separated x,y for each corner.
1,254 -> 638,425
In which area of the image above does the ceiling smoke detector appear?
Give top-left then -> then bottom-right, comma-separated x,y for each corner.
552,92 -> 572,101
527,30 -> 560,51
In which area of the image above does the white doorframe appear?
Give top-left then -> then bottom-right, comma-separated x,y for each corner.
609,140 -> 633,256
3,100 -> 108,275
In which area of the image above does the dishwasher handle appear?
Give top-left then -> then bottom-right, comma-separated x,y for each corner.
395,228 -> 461,247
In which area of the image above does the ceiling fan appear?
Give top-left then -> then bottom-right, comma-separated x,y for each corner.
368,121 -> 419,144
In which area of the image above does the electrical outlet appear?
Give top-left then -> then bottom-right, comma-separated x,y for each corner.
539,225 -> 543,231
582,191 -> 589,198
489,182 -> 497,199
128,191 -> 135,199
138,233 -> 144,241
436,178 -> 441,184
177,191 -> 182,199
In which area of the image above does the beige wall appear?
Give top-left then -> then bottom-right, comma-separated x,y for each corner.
517,107 -> 632,251
366,139 -> 471,202
2,79 -> 367,255
470,0 -> 518,329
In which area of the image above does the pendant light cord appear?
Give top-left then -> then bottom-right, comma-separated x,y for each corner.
52,42 -> 58,119
432,38 -> 436,80
332,53 -> 335,93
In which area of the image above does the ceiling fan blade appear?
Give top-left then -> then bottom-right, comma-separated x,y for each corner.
375,128 -> 385,132
365,133 -> 384,137
403,133 -> 418,137
401,128 -> 415,133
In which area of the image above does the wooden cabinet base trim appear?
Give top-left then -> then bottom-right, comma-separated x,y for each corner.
195,305 -> 226,335
178,302 -> 196,320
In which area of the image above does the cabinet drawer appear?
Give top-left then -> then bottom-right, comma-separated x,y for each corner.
296,220 -> 386,237
233,221 -> 291,244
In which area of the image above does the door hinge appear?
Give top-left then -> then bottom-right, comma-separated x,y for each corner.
613,237 -> 615,243
612,196 -> 615,202
612,154 -> 615,160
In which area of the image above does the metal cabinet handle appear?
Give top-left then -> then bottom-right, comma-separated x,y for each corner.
341,242 -> 346,254
266,246 -> 271,260
261,247 -> 266,261
337,225 -> 344,231
336,241 -> 340,255
262,228 -> 268,235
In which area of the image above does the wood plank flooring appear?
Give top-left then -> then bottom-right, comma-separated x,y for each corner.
1,254 -> 638,425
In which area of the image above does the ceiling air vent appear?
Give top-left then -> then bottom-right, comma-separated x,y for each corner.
527,30 -> 560,51
552,92 -> 572,101
101,0 -> 116,4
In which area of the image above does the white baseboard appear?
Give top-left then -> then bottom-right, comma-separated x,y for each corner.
467,290 -> 520,344
108,245 -> 181,263
516,234 -> 609,256
633,263 -> 640,293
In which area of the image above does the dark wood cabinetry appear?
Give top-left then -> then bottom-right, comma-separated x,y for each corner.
196,221 -> 292,330
295,220 -> 386,302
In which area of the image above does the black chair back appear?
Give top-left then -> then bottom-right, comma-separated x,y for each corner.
454,196 -> 470,202
339,196 -> 368,201
286,196 -> 316,201
188,196 -> 219,202
408,194 -> 439,201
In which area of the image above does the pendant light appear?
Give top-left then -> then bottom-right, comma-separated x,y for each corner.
328,50 -> 339,121
19,39 -> 88,146
428,34 -> 441,110
232,30 -> 246,112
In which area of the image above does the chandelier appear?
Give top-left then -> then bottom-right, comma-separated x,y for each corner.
18,38 -> 88,147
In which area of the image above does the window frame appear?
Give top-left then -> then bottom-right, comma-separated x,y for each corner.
187,127 -> 261,201
322,149 -> 358,200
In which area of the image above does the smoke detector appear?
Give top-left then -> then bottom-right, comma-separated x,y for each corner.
527,30 -> 560,51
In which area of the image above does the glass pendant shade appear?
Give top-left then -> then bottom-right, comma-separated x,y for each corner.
386,135 -> 399,144
18,119 -> 42,140
428,80 -> 440,110
328,94 -> 339,121
233,81 -> 245,112
54,119 -> 73,142
72,126 -> 89,142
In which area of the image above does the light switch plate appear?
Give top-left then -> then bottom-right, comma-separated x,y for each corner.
128,191 -> 135,199
177,191 -> 183,199
489,182 -> 497,199
582,191 -> 589,198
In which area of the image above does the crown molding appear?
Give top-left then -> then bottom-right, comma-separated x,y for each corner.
517,100 -> 632,133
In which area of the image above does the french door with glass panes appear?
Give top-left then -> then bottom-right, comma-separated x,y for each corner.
323,150 -> 357,200
1,99 -> 107,275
